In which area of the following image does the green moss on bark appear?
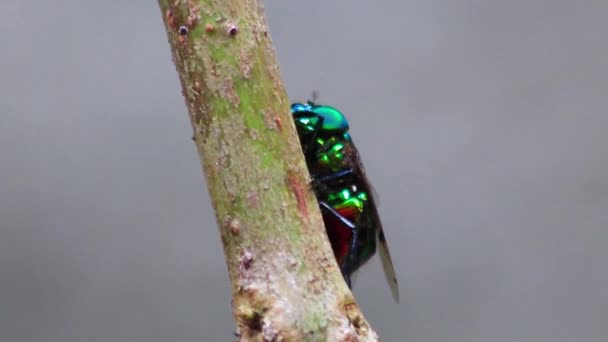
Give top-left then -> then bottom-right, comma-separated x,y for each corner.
158,1 -> 378,340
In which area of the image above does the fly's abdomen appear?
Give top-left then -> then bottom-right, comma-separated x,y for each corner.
323,187 -> 368,264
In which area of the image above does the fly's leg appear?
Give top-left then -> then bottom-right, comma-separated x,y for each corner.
311,169 -> 355,194
312,168 -> 354,184
308,92 -> 319,104
319,201 -> 359,289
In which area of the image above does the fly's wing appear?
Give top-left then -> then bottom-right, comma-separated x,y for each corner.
347,141 -> 400,302
375,217 -> 400,302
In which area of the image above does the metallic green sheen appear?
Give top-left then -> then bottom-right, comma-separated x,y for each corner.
327,187 -> 369,214
315,137 -> 346,171
311,105 -> 350,132
292,104 -> 350,134
294,116 -> 319,133
309,133 -> 352,171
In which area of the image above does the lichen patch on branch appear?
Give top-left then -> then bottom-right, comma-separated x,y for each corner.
158,0 -> 379,340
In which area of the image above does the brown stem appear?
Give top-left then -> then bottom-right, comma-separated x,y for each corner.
157,1 -> 378,340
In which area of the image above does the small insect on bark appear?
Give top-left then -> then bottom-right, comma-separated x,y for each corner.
290,101 -> 400,302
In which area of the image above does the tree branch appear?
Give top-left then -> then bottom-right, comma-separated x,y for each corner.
158,1 -> 378,340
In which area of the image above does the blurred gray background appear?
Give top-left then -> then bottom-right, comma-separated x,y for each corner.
1,1 -> 607,341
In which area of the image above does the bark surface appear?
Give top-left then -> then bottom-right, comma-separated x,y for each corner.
158,1 -> 378,340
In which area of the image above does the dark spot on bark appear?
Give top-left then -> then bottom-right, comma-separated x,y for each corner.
228,24 -> 238,36
339,299 -> 371,337
244,311 -> 262,332
179,26 -> 188,35
233,289 -> 270,339
240,251 -> 254,270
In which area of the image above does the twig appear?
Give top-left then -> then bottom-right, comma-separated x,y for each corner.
157,1 -> 378,340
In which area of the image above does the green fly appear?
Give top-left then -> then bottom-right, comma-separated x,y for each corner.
291,102 -> 399,301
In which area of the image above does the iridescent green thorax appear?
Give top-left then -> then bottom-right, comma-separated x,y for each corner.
314,133 -> 352,171
291,102 -> 353,172
291,103 -> 350,133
